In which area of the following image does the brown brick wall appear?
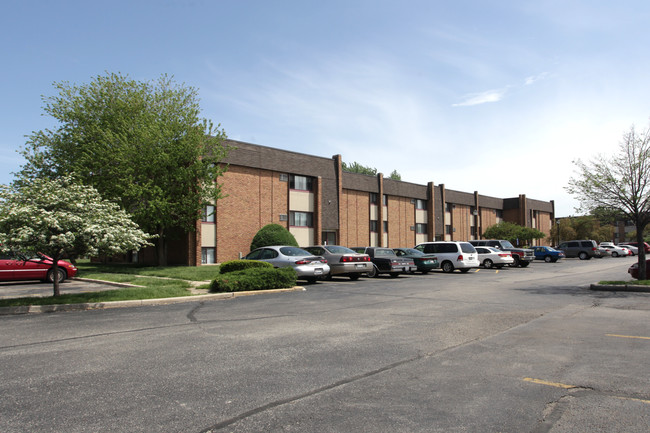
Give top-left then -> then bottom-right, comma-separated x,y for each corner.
479,208 -> 498,237
215,165 -> 288,262
340,189 -> 370,247
387,196 -> 415,247
452,205 -> 472,240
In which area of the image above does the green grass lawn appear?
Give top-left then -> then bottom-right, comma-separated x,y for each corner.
0,260 -> 222,308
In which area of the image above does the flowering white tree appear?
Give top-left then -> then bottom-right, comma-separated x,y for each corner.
0,176 -> 153,296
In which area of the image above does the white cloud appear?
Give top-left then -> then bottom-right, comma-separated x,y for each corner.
452,88 -> 507,106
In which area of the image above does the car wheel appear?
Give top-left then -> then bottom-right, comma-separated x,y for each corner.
390,272 -> 400,278
612,252 -> 619,257
579,252 -> 588,260
441,261 -> 454,273
509,256 -> 520,267
520,261 -> 530,267
349,274 -> 360,280
544,255 -> 552,263
483,259 -> 493,269
46,268 -> 66,283
366,265 -> 378,278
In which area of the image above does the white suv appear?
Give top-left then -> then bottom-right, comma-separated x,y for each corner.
414,241 -> 480,273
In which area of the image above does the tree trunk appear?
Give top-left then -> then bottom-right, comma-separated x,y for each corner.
636,223 -> 646,280
156,228 -> 167,266
52,261 -> 61,297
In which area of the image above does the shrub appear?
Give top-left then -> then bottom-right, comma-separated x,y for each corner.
250,223 -> 298,251
219,259 -> 272,274
209,267 -> 297,292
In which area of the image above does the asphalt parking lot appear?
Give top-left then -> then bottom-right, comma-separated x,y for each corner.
1,256 -> 649,432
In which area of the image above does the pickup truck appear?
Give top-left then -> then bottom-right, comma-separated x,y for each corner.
351,247 -> 417,277
469,239 -> 535,267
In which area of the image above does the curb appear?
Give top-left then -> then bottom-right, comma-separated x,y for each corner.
0,286 -> 306,316
590,283 -> 650,293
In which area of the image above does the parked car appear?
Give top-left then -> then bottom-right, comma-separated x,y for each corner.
303,245 -> 372,280
618,244 -> 639,256
474,246 -> 514,269
598,242 -> 631,257
350,247 -> 417,277
623,241 -> 650,254
628,259 -> 650,279
0,252 -> 78,283
413,241 -> 480,273
469,240 -> 534,267
531,246 -> 565,263
556,240 -> 602,260
392,248 -> 439,273
243,246 -> 330,282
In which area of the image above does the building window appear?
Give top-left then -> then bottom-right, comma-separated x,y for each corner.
383,221 -> 389,232
383,194 -> 388,206
445,225 -> 452,235
201,205 -> 215,223
445,203 -> 452,212
370,220 -> 379,233
495,209 -> 503,218
290,211 -> 313,227
415,199 -> 426,210
370,193 -> 378,204
201,247 -> 216,264
289,175 -> 313,191
415,223 -> 427,234
322,231 -> 337,245
471,226 -> 477,237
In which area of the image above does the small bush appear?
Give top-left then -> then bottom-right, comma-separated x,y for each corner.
219,259 -> 272,274
209,267 -> 297,292
250,224 -> 298,251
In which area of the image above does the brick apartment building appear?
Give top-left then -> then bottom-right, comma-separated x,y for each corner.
185,139 -> 555,265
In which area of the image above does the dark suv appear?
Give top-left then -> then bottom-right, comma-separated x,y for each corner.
557,240 -> 601,260
468,240 -> 534,267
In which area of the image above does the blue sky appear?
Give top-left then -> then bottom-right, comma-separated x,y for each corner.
2,1 -> 650,217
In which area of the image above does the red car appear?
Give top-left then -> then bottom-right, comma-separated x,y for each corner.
0,252 -> 78,283
628,259 -> 650,280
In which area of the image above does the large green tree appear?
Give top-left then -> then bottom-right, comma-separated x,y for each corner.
567,123 -> 650,279
482,221 -> 546,245
0,176 -> 152,297
18,72 -> 229,265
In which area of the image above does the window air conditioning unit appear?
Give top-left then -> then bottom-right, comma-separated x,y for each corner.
279,214 -> 288,221
279,174 -> 288,182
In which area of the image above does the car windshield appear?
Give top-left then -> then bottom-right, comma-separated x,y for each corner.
500,241 -> 515,249
324,246 -> 356,254
401,248 -> 423,256
375,248 -> 396,256
279,247 -> 312,257
460,243 -> 477,253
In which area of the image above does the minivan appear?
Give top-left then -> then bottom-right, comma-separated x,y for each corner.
414,241 -> 480,273
556,240 -> 601,260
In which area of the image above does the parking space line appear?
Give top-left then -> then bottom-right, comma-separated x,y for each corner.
606,334 -> 650,340
523,377 -> 577,389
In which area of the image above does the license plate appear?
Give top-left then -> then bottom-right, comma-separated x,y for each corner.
355,264 -> 364,268
314,269 -> 322,275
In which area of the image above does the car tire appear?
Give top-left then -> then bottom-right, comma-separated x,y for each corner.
579,252 -> 588,260
509,255 -> 520,267
441,261 -> 454,273
544,255 -> 552,263
366,265 -> 378,278
520,261 -> 530,267
46,268 -> 66,283
483,259 -> 493,269
612,252 -> 619,257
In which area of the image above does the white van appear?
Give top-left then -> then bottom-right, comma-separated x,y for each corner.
414,241 -> 480,273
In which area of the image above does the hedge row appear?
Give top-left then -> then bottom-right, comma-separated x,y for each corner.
219,259 -> 272,274
209,266 -> 297,293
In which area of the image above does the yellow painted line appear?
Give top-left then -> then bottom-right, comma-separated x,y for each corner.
614,396 -> 650,404
523,378 -> 577,389
607,334 -> 650,340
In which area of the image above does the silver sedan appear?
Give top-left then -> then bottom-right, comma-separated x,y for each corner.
244,246 -> 330,282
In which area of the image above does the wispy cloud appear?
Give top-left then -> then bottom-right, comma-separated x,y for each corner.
524,72 -> 549,85
452,88 -> 507,107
